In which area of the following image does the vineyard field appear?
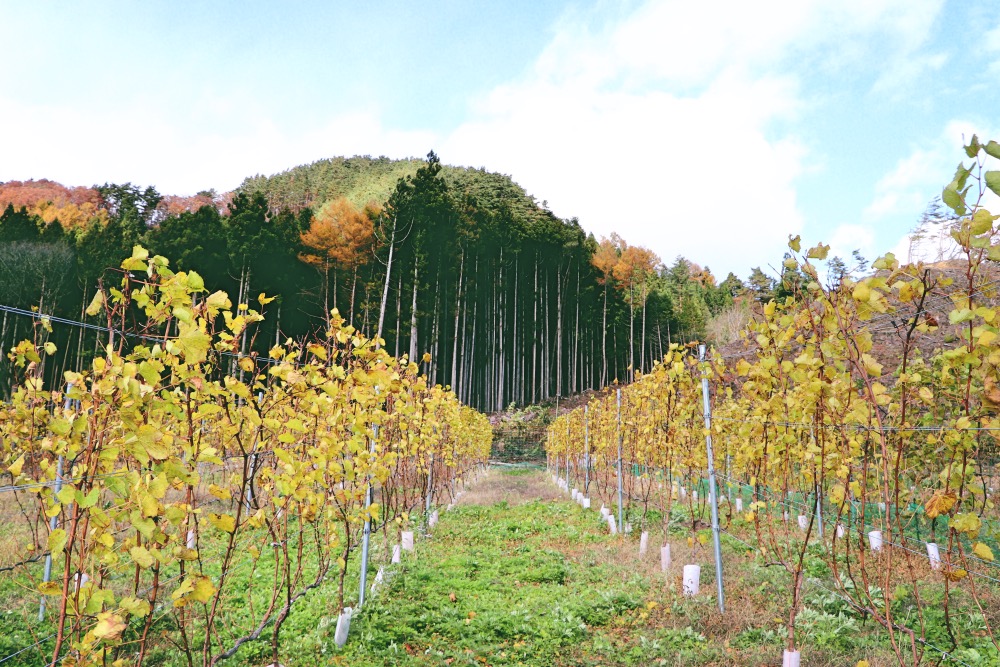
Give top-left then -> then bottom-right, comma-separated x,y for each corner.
0,248 -> 491,666
331,467 -> 940,666
544,138 -> 1000,666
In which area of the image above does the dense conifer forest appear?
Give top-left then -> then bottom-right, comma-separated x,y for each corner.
0,153 -> 756,410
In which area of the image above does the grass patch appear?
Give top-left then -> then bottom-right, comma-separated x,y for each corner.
4,468 -> 998,666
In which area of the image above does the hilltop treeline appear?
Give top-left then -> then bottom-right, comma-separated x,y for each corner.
0,153 -> 746,410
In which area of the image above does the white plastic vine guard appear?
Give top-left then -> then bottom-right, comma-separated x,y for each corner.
334,607 -> 353,647
926,542 -> 941,570
782,649 -> 800,667
682,564 -> 700,596
401,531 -> 415,552
661,544 -> 671,571
607,514 -> 617,535
391,544 -> 401,563
868,530 -> 883,552
797,515 -> 808,532
639,531 -> 649,556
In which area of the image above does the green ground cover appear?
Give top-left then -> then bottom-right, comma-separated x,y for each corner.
329,468 -> 978,667
3,467 -> 997,666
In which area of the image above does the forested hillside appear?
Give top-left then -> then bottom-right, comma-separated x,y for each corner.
0,153 -> 747,410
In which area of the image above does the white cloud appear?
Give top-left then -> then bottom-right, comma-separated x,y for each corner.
863,148 -> 941,221
442,0 -> 946,276
443,73 -> 805,276
865,119 -> 1000,225
0,96 -> 436,195
0,0 -> 954,278
828,224 -> 876,263
871,119 -> 1000,264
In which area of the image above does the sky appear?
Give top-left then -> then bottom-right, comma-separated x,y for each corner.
2,0 -> 999,279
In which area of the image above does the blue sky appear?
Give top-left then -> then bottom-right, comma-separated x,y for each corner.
2,0 -> 999,279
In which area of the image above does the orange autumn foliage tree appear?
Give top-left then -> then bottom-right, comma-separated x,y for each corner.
592,237 -> 621,385
609,237 -> 659,373
0,179 -> 108,231
299,197 -> 376,324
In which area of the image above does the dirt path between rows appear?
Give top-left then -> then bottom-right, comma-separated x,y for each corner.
455,465 -> 563,506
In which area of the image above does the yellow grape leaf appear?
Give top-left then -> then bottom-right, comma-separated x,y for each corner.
944,567 -> 968,582
175,321 -> 212,365
78,487 -> 100,509
92,612 -> 127,641
208,484 -> 231,501
924,491 -> 956,519
857,661 -> 870,667
860,353 -> 882,377
48,528 -> 68,556
120,597 -> 151,617
208,513 -> 236,533
189,575 -> 217,603
971,208 -> 994,235
184,270 -> 204,291
130,545 -> 155,569
131,512 -> 156,539
173,547 -> 198,561
258,292 -> 276,305
204,290 -> 231,316
807,243 -> 829,260
238,357 -> 255,373
39,581 -> 62,595
85,290 -> 106,316
745,512 -> 756,522
949,513 -> 981,537
829,484 -> 846,505
171,578 -> 194,606
49,417 -> 71,436
7,454 -> 25,477
57,486 -> 76,505
973,542 -> 994,562
139,492 -> 159,518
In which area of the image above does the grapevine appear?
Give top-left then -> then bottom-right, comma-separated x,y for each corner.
0,246 -> 491,666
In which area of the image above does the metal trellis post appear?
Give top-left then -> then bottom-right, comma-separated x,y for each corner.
617,388 -> 624,533
584,405 -> 590,497
699,345 -> 725,614
358,388 -> 380,610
